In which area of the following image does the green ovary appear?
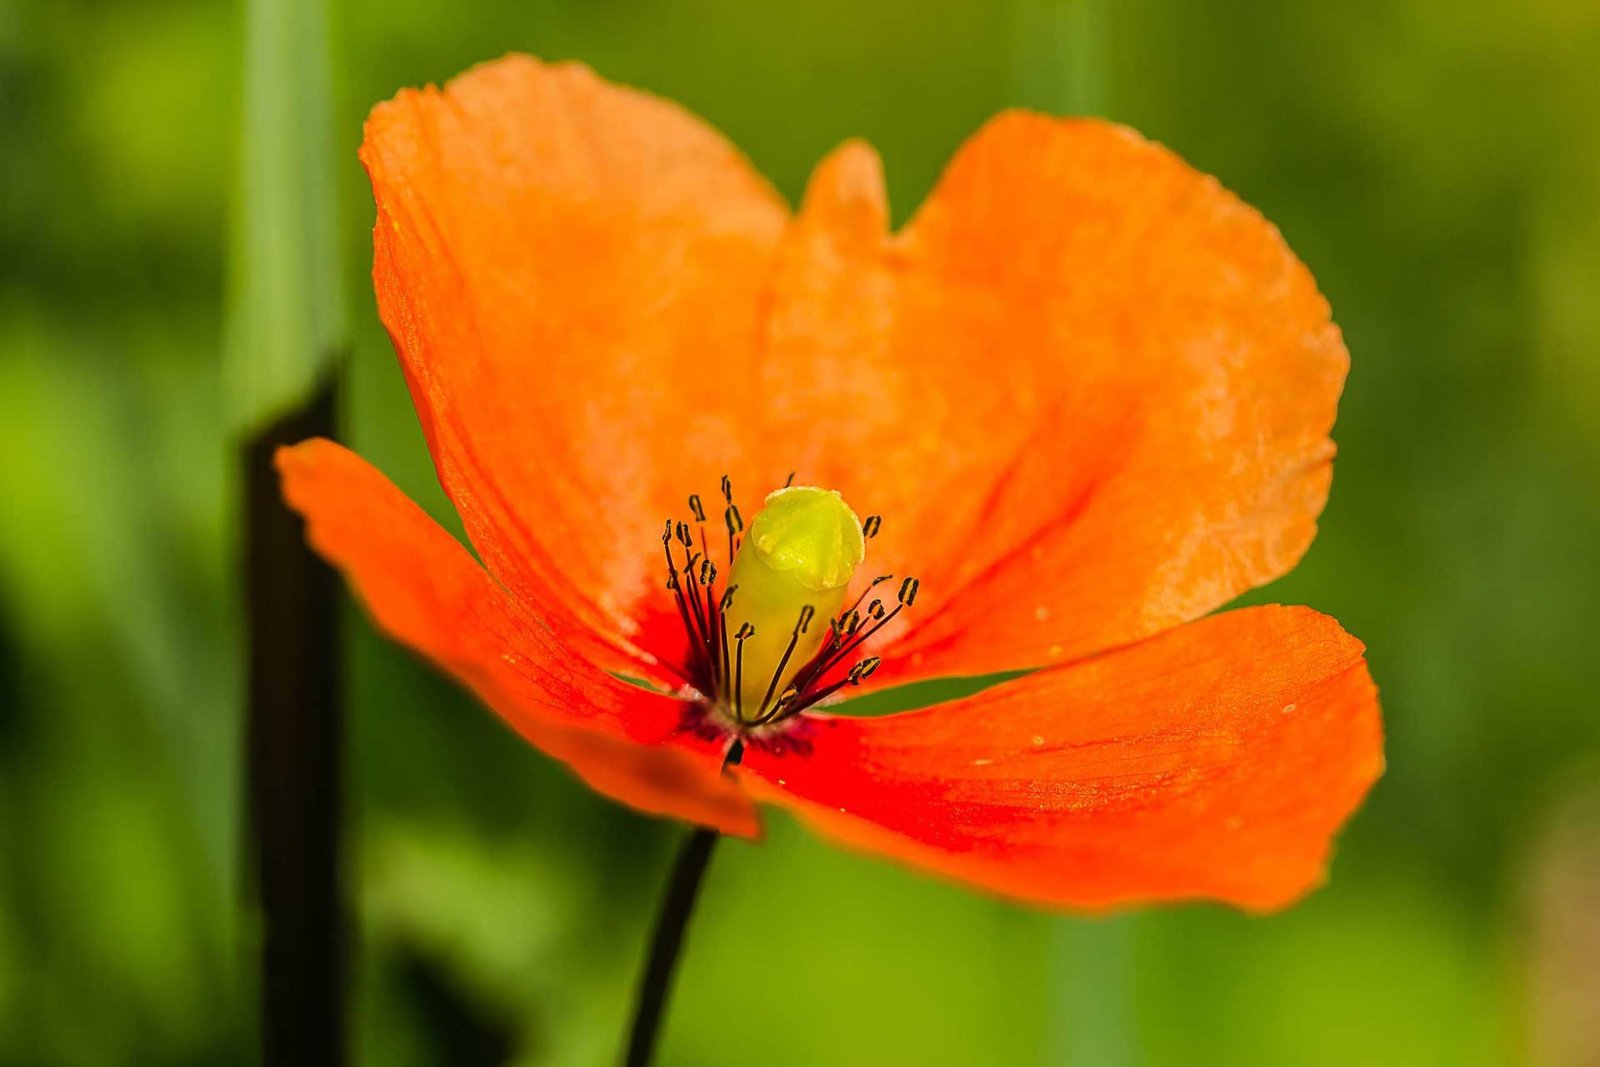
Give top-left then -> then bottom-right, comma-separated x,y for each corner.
724,486 -> 865,719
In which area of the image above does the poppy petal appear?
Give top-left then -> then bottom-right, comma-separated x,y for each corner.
277,438 -> 757,837
738,606 -> 1381,910
758,116 -> 1346,684
360,54 -> 789,681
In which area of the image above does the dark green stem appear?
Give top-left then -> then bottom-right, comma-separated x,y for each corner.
624,827 -> 721,1066
624,741 -> 742,1066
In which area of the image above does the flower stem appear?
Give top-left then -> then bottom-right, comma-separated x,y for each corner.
624,826 -> 722,1066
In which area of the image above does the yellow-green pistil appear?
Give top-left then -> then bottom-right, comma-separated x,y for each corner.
724,486 -> 865,719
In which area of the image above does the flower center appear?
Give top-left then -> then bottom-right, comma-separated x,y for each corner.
660,477 -> 919,729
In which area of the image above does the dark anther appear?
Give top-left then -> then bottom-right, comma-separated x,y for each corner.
662,520 -> 673,545
849,657 -> 881,683
735,623 -> 755,640
898,577 -> 920,606
796,604 -> 815,634
675,521 -> 693,548
665,574 -> 679,591
688,494 -> 706,523
867,599 -> 885,620
862,514 -> 881,538
841,609 -> 861,636
784,471 -> 796,488
721,474 -> 733,504
720,585 -> 738,611
700,559 -> 717,586
725,505 -> 743,535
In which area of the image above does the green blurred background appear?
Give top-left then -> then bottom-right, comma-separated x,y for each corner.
4,0 -> 1599,1063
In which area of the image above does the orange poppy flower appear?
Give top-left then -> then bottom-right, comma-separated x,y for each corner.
279,54 -> 1382,911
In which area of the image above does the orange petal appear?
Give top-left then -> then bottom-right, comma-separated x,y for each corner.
739,606 -> 1382,910
758,116 -> 1346,684
277,438 -> 757,836
360,54 -> 790,679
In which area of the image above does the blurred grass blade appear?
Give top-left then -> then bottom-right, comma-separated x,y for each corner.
227,0 -> 348,1062
1010,0 -> 1105,115
226,0 -> 345,434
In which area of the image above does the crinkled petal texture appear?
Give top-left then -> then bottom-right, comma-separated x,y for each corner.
360,54 -> 1348,690
361,54 -> 788,684
739,607 -> 1382,910
277,439 -> 756,837
772,128 -> 1347,684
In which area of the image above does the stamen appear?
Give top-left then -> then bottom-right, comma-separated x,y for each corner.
801,576 -> 919,688
724,504 -> 743,565
843,574 -> 893,620
660,481 -> 919,728
718,585 -> 736,692
756,605 -> 815,718
733,622 -> 755,721
802,655 -> 883,707
753,685 -> 799,727
681,549 -> 711,652
663,526 -> 710,681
